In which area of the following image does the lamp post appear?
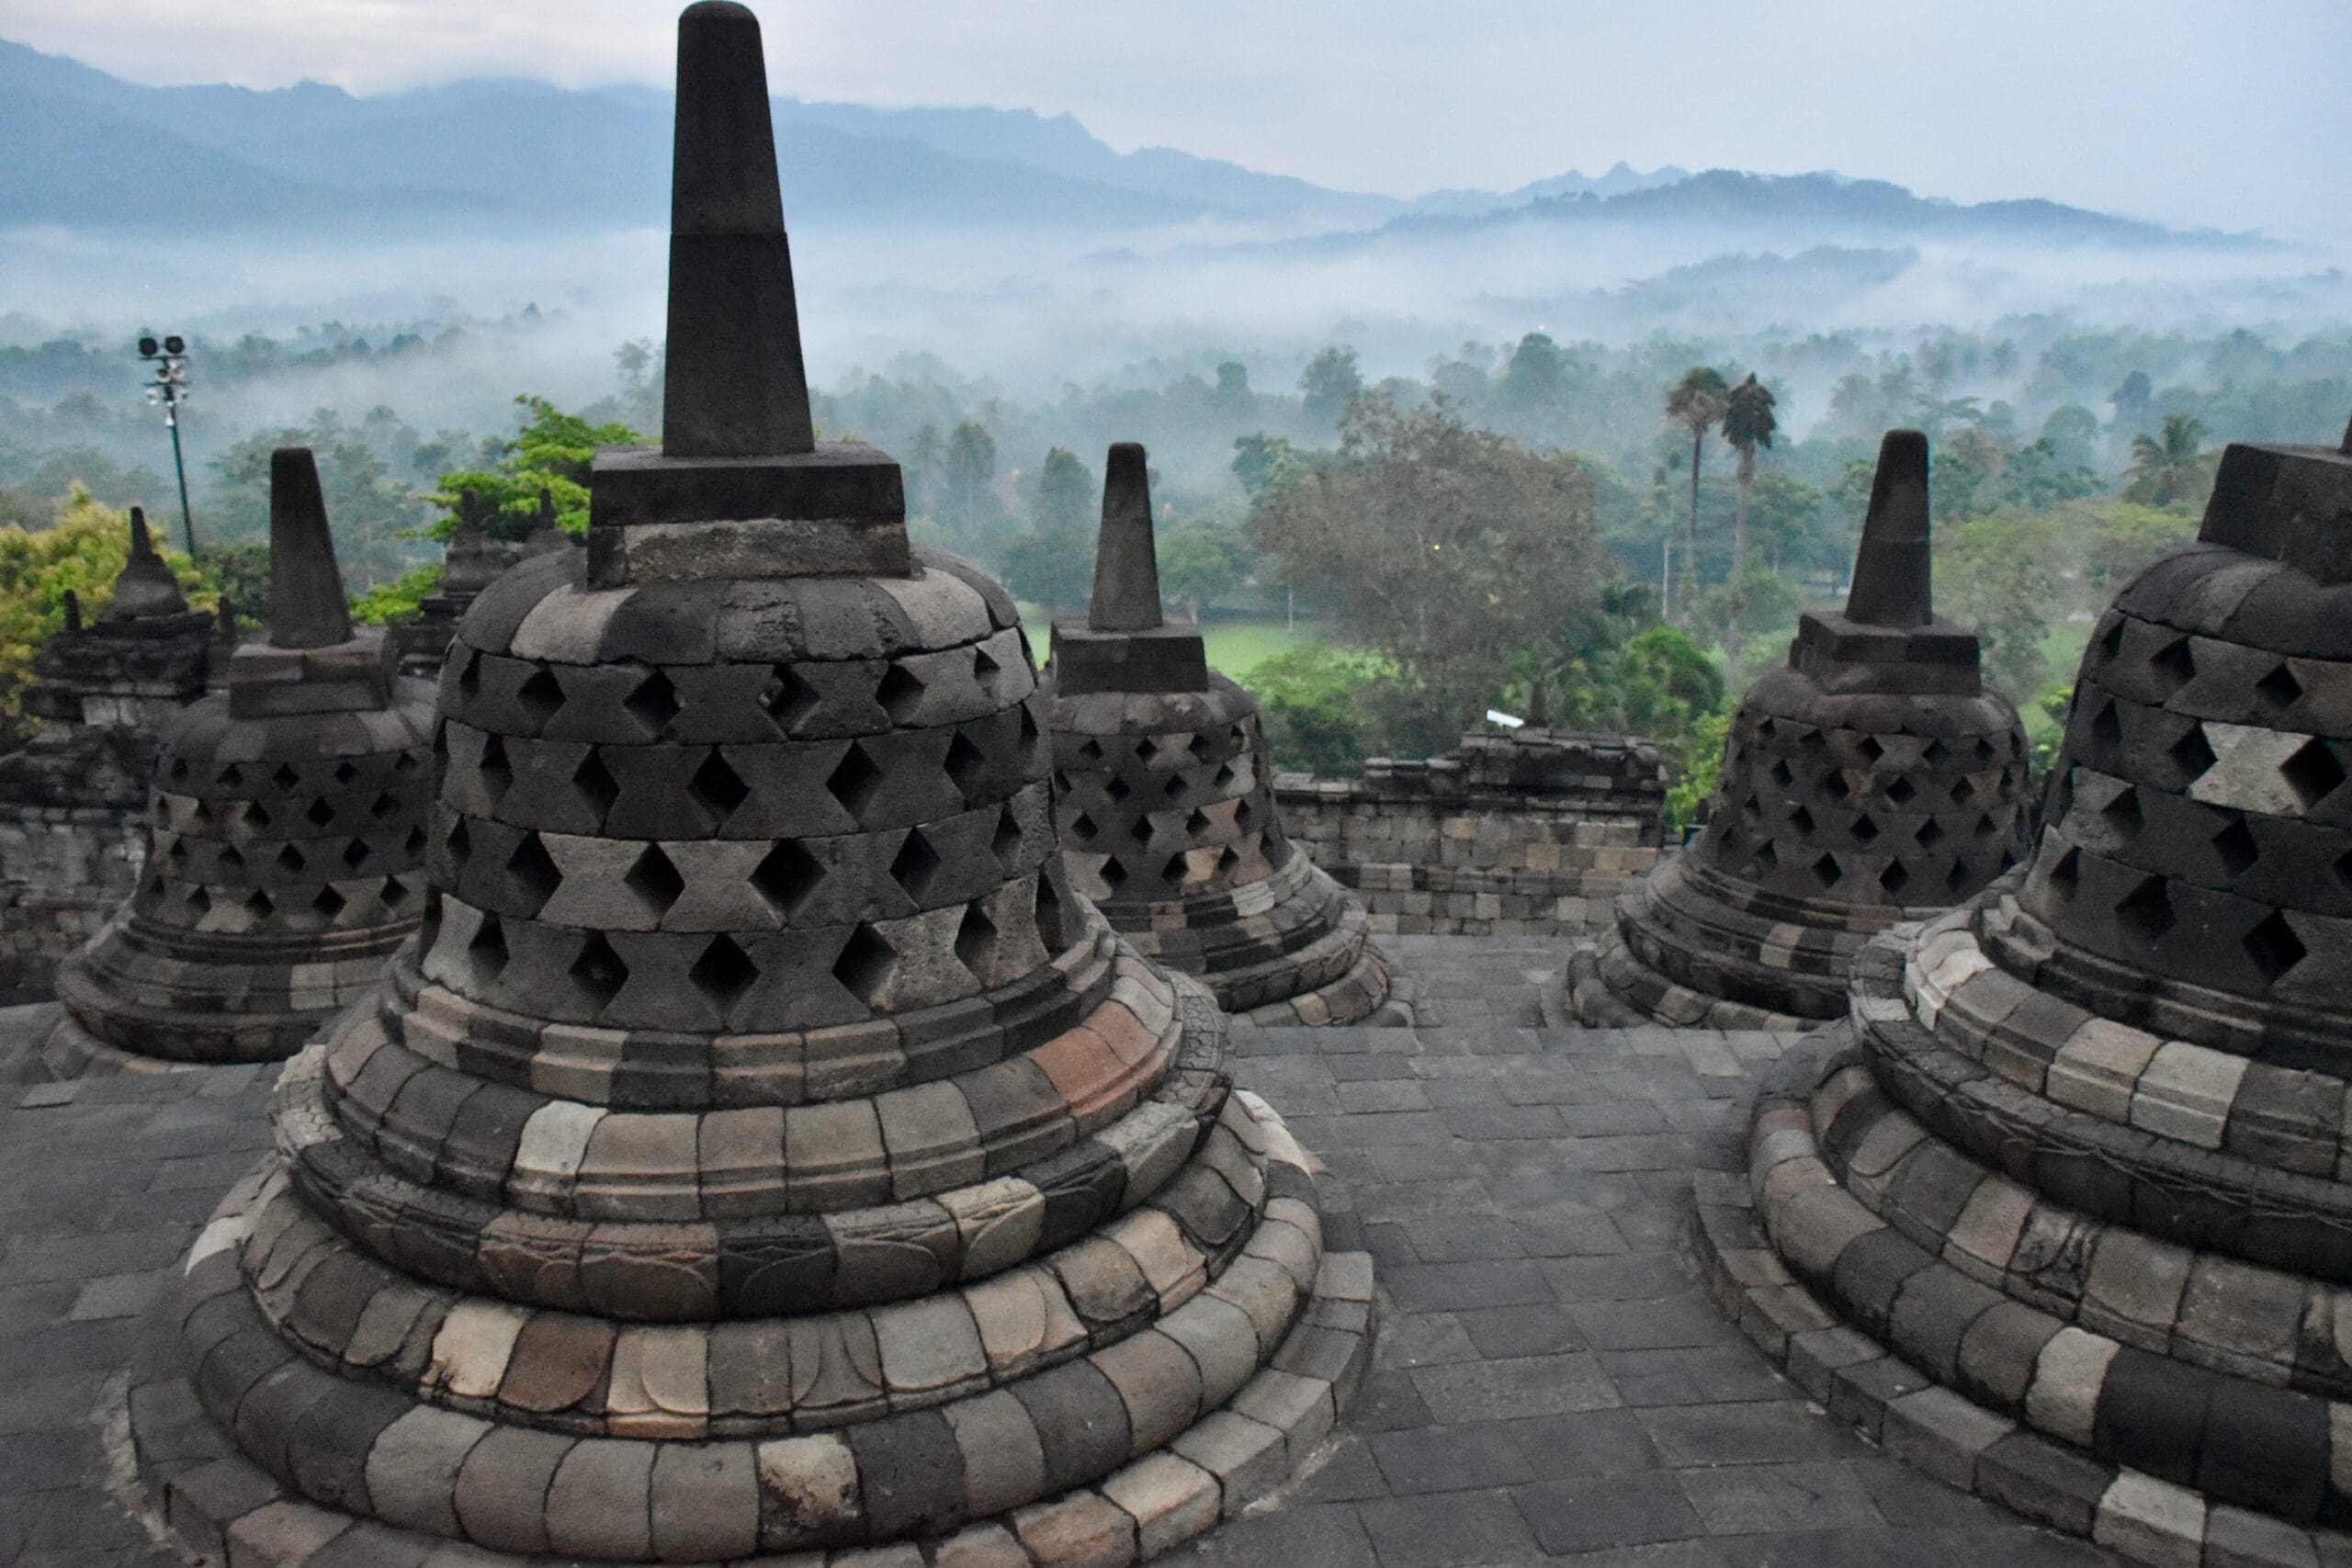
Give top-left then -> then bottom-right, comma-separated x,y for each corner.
138,333 -> 198,557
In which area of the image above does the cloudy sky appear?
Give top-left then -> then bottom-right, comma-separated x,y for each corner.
5,0 -> 2347,244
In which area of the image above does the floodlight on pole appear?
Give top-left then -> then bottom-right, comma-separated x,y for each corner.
137,332 -> 198,557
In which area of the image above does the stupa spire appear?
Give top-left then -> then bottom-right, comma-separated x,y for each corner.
660,0 -> 814,458
266,447 -> 352,649
107,505 -> 190,621
1844,429 -> 1933,628
1089,441 -> 1165,632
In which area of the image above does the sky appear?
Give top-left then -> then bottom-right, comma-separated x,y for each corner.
2,0 -> 2347,246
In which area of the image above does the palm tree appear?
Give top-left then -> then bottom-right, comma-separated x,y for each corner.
1663,367 -> 1730,621
2125,412 -> 2211,508
1721,374 -> 1778,666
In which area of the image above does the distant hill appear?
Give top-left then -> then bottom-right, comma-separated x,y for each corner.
0,37 -> 2256,254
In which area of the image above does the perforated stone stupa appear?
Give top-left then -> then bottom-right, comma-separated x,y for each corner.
42,451 -> 435,1077
127,10 -> 1370,1564
400,490 -> 515,675
1709,414 -> 2352,1560
1557,430 -> 2030,1031
1048,444 -> 1404,1027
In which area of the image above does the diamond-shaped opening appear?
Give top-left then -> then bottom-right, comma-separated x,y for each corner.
169,759 -> 191,783
2097,618 -> 2126,660
1213,763 -> 1237,790
166,839 -> 188,864
1185,807 -> 1212,837
1951,777 -> 1976,807
944,731 -> 988,802
2049,846 -> 2082,899
1769,760 -> 1793,788
569,932 -> 629,1009
623,667 -> 681,737
2151,637 -> 2197,695
831,924 -> 895,1007
572,751 -> 619,819
1946,861 -> 1973,896
1077,738 -> 1104,763
1887,777 -> 1917,806
184,886 -> 210,915
625,844 -> 686,917
1033,872 -> 1071,951
690,750 -> 751,821
477,734 -> 514,807
993,806 -> 1024,867
2100,785 -> 2143,840
1234,800 -> 1253,830
243,889 -> 274,920
1975,737 -> 2000,763
1018,705 -> 1045,767
1189,734 -> 1214,762
507,832 -> 562,908
751,840 -> 822,915
516,666 -> 565,725
2167,725 -> 2217,784
2256,664 -> 2304,711
1973,812 -> 1999,840
1216,844 -> 1243,875
761,665 -> 820,734
2089,700 -> 2122,749
1105,775 -> 1132,803
446,818 -> 471,865
1851,814 -> 1880,844
825,743 -> 883,822
219,844 -> 243,871
243,802 -> 272,831
1880,862 -> 1911,897
1100,857 -> 1129,893
2243,909 -> 2307,985
274,762 -> 301,790
1051,770 -> 1073,796
308,796 -> 336,829
277,843 -> 306,875
1820,772 -> 1850,803
955,905 -> 1000,983
1162,852 -> 1191,885
972,646 -> 1003,698
396,749 -> 422,777
1916,819 -> 1945,849
379,875 -> 411,908
1756,717 -> 1779,740
1858,736 -> 1885,762
1136,737 -> 1160,763
458,649 -> 483,698
1922,739 -> 1951,765
343,838 -> 370,870
1797,728 -> 1826,754
404,826 -> 427,856
2212,818 -> 2259,878
875,662 -> 926,725
313,885 -> 346,919
1790,806 -> 1816,834
1752,842 -> 1779,874
334,761 -> 359,785
1128,816 -> 1154,845
688,934 -> 758,1009
370,792 -> 400,820
2282,738 -> 2346,809
890,828 -> 944,901
2116,875 -> 2177,944
1812,853 -> 1842,888
1163,773 -> 1187,800
468,914 -> 509,985
1069,811 -> 1098,843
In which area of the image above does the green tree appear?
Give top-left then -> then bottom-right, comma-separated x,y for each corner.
1662,367 -> 1730,620
2124,412 -> 2216,509
429,394 -> 644,547
1299,346 -> 1364,432
1719,373 -> 1778,663
943,421 -> 1000,546
1241,645 -> 1387,775
1936,510 -> 2066,701
1158,525 -> 1250,618
998,447 -> 1097,611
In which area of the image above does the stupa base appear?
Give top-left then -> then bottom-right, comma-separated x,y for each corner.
1548,925 -> 1814,1033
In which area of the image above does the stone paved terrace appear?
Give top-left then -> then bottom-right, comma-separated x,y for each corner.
0,936 -> 2112,1567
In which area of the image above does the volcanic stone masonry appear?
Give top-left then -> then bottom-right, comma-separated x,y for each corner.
1556,429 -> 2031,1031
400,489 -> 516,676
1697,412 -> 2352,1564
126,8 -> 1372,1565
40,447 -> 437,1079
0,507 -> 214,997
1047,444 -> 1407,1027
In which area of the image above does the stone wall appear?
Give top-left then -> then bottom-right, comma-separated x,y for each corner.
1274,728 -> 1668,936
0,804 -> 142,1000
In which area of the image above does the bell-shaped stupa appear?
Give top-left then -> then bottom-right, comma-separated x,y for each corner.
1048,444 -> 1406,1026
1713,414 -> 2352,1555
1558,430 -> 2031,1029
127,10 -> 1370,1564
401,488 -> 516,674
43,453 -> 436,1077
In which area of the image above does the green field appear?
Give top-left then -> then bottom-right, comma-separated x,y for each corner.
1020,610 -> 1329,680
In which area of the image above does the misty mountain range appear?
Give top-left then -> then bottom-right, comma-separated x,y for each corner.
0,36 -> 2256,255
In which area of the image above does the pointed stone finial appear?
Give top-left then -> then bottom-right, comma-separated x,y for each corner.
267,447 -> 353,649
62,589 -> 81,634
1844,430 -> 1933,628
661,0 -> 814,458
1090,444 -> 1165,633
107,505 -> 191,621
523,486 -> 569,558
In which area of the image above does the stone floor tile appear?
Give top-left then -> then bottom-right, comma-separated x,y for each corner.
1514,1468 -> 1707,1554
